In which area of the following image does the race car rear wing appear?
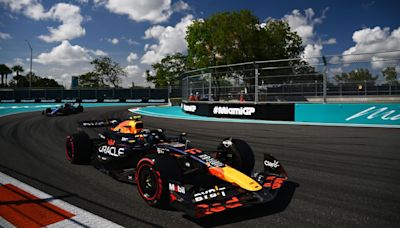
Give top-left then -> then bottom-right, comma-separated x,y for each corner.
79,119 -> 121,128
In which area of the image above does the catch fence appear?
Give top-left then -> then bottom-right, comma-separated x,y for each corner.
182,50 -> 400,103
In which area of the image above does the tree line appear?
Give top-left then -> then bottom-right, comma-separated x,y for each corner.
333,67 -> 398,84
0,64 -> 62,87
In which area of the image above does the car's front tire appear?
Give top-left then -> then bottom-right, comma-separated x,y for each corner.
135,154 -> 182,208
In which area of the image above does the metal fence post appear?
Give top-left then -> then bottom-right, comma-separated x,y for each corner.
322,56 -> 327,103
254,64 -> 259,103
364,80 -> 367,96
168,85 -> 171,100
315,80 -> 317,97
185,77 -> 189,100
148,88 -> 151,99
208,72 -> 212,101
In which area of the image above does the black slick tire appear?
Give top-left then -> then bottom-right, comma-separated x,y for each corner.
135,154 -> 182,208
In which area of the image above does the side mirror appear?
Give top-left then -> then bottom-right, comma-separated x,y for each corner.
179,132 -> 189,148
179,132 -> 187,141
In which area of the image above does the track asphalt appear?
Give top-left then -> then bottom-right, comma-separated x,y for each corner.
0,105 -> 399,227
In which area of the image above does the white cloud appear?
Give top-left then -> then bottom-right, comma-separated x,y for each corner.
107,38 -> 119,45
0,0 -> 41,15
93,0 -> 107,7
0,32 -> 11,39
323,38 -> 336,45
141,15 -> 194,65
90,49 -> 108,56
0,1 -> 85,42
75,0 -> 89,4
283,8 -> 319,45
282,8 -> 337,65
34,40 -> 91,66
38,3 -> 85,42
330,67 -> 343,75
127,52 -> 138,63
302,44 -> 323,65
342,26 -> 400,69
125,38 -> 139,45
123,64 -> 148,86
13,58 -> 24,65
328,55 -> 341,64
105,0 -> 173,23
144,25 -> 166,39
124,65 -> 140,75
173,0 -> 190,11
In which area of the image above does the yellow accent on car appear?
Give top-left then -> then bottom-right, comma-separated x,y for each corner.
209,166 -> 262,191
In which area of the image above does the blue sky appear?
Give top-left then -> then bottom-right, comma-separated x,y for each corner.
0,0 -> 399,87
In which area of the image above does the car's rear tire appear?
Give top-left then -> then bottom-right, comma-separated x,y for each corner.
66,132 -> 92,164
77,105 -> 83,113
135,154 -> 182,208
43,108 -> 51,115
217,138 -> 255,175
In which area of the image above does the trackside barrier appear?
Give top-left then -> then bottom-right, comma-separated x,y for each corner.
181,101 -> 294,121
0,98 -> 167,103
181,101 -> 400,125
295,103 -> 400,125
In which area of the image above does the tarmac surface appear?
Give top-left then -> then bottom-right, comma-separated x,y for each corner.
0,105 -> 399,227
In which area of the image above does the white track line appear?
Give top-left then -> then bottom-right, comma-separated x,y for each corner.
0,172 -> 123,228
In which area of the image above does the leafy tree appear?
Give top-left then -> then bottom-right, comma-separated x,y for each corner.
79,71 -> 105,88
90,57 -> 126,87
186,11 -> 304,68
334,68 -> 377,83
0,64 -> 12,86
12,65 -> 24,77
146,53 -> 187,87
382,66 -> 398,84
185,10 -> 311,99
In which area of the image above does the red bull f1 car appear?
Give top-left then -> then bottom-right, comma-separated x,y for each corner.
65,116 -> 288,217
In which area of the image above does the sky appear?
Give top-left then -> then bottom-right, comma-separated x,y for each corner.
0,0 -> 399,87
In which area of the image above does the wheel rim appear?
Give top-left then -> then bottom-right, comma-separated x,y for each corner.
138,165 -> 159,200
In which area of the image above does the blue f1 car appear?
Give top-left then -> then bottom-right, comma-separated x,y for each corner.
42,103 -> 83,116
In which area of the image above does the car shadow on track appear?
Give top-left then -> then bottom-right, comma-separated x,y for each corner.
184,181 -> 299,227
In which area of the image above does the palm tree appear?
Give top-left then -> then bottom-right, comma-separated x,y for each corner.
12,65 -> 24,77
0,64 -> 12,86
